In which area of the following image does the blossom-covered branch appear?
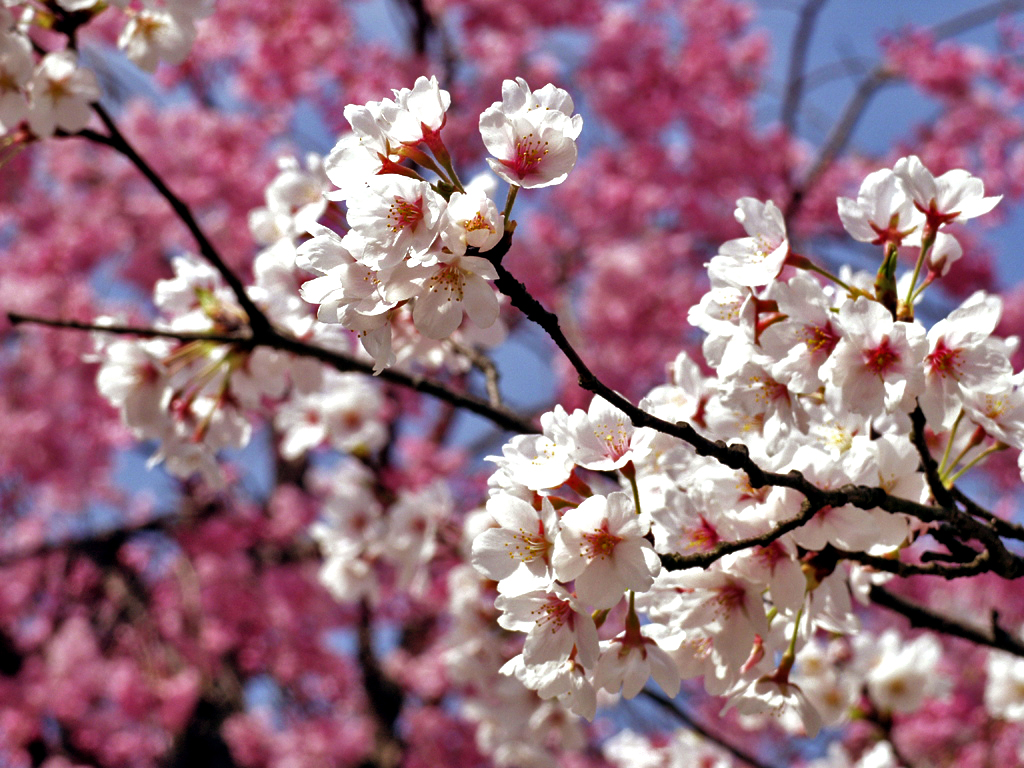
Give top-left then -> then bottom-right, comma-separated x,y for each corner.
7,311 -> 534,434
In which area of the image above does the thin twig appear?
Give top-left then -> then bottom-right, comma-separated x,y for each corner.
83,105 -> 274,338
642,689 -> 782,768
870,584 -> 1024,658
659,499 -> 823,572
832,545 -> 991,580
8,312 -> 537,435
449,339 -> 504,408
780,0 -> 829,135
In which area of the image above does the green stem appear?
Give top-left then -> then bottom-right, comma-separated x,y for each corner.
502,185 -> 519,229
945,443 -> 1007,487
626,468 -> 642,517
937,409 -> 964,476
800,261 -> 867,299
904,226 -> 936,310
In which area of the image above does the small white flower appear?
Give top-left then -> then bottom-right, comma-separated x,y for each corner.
552,491 -> 660,610
837,168 -> 922,245
118,8 -> 197,72
439,189 -> 504,256
593,626 -> 681,700
345,176 -> 445,269
706,198 -> 789,288
479,78 -> 582,189
894,154 -> 1001,225
410,254 -> 500,340
472,496 -> 559,584
379,74 -> 450,144
985,648 -> 1024,721
27,51 -> 101,138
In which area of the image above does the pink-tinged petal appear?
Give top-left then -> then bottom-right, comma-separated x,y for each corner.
461,274 -> 500,329
552,533 -> 587,582
573,559 -> 624,610
647,643 -> 681,698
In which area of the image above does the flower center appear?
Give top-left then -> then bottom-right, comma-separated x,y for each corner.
864,337 -> 900,375
582,522 -> 622,560
502,133 -> 549,179
386,195 -> 424,233
802,322 -> 840,356
927,338 -> 962,379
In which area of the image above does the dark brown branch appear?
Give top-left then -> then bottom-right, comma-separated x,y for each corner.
831,545 -> 991,580
659,499 -> 822,572
449,339 -> 504,409
780,0 -> 829,135
642,689 -> 782,768
82,105 -> 275,339
908,405 -> 1024,557
7,312 -> 536,435
870,584 -> 1024,658
480,234 -> 1024,579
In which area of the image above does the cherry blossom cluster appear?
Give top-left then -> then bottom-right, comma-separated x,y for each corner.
0,1 -> 213,139
91,245 -> 383,483
469,154 -> 1019,736
248,147 -> 510,375
296,75 -> 581,371
311,462 -> 454,602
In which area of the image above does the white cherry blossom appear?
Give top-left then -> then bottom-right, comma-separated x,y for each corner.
706,198 -> 789,288
837,168 -> 922,245
894,154 -> 1001,225
820,297 -> 927,417
496,585 -> 600,668
27,51 -> 101,138
118,7 -> 198,72
472,496 -> 559,584
346,176 -> 445,269
552,491 -> 660,610
593,624 -> 681,699
379,74 -> 450,144
985,648 -> 1024,721
410,253 -> 500,340
479,79 -> 582,189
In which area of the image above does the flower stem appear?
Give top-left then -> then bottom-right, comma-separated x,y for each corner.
904,225 -> 936,310
945,443 -> 1007,487
937,409 -> 964,476
502,185 -> 519,229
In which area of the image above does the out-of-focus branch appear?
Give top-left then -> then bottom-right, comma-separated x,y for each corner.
449,339 -> 504,409
7,313 -> 246,345
642,689 -> 782,768
396,0 -> 458,84
780,0 -> 829,135
929,0 -> 1024,40
7,312 -> 536,435
785,65 -> 895,217
870,584 -> 1024,658
356,600 -> 404,768
785,0 -> 1024,218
